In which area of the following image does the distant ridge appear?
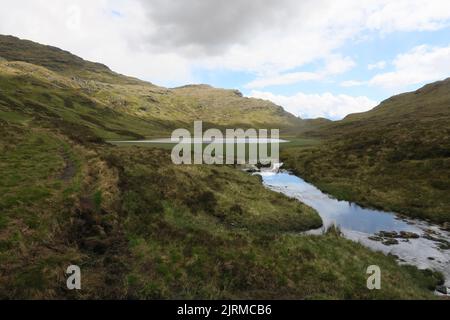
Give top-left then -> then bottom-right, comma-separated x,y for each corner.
0,34 -> 311,138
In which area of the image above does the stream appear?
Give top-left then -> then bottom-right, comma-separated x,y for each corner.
257,170 -> 450,291
112,138 -> 450,293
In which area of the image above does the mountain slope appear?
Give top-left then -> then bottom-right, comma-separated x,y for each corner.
0,120 -> 440,299
0,35 -> 306,138
283,79 -> 450,224
0,35 -> 142,85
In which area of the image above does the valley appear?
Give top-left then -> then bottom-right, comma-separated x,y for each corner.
0,35 -> 448,299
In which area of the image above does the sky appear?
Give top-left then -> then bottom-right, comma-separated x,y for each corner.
1,0 -> 450,120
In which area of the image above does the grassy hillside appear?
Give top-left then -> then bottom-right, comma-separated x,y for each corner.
0,35 -> 307,138
283,79 -> 450,224
0,122 -> 442,299
172,84 -> 304,133
0,35 -> 445,299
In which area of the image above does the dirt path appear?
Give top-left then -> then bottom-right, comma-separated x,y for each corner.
59,148 -> 77,181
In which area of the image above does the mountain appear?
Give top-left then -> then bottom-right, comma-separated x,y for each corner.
0,35 -> 305,140
282,79 -> 450,224
0,34 -> 140,84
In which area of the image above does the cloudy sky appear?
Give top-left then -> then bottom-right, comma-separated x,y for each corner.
1,0 -> 450,119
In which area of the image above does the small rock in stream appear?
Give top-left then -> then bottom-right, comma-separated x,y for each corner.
382,238 -> 399,246
424,228 -> 438,235
398,231 -> 420,239
422,234 -> 450,250
435,285 -> 449,295
375,230 -> 420,243
377,231 -> 398,238
440,222 -> 450,232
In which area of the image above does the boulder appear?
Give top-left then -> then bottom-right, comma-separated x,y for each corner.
436,285 -> 449,295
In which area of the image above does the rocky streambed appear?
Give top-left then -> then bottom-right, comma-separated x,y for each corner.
246,166 -> 450,295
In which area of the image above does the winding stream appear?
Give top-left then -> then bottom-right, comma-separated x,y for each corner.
112,138 -> 449,292
258,170 -> 450,290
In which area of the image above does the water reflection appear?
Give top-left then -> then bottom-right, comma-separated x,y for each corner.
260,171 -> 450,287
262,172 -> 418,234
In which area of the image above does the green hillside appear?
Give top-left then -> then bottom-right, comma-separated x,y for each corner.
0,35 -> 306,139
0,35 -> 444,299
283,79 -> 450,224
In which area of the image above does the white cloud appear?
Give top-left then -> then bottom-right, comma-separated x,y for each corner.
0,0 -> 449,87
340,80 -> 366,87
0,0 -> 195,86
245,55 -> 355,89
323,55 -> 356,75
369,44 -> 450,91
366,0 -> 450,32
368,61 -> 387,70
250,91 -> 378,120
245,72 -> 322,89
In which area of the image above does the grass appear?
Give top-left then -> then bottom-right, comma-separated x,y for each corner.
0,123 -> 88,298
0,35 -> 311,139
104,147 -> 442,299
0,35 -> 446,299
0,133 -> 443,299
106,147 -> 322,234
